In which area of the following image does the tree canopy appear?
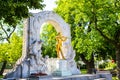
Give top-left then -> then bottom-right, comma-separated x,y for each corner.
54,0 -> 120,75
0,0 -> 45,26
0,33 -> 22,64
55,0 -> 105,60
0,0 -> 45,76
40,23 -> 57,58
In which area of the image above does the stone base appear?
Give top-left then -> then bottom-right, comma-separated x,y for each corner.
52,59 -> 72,77
52,73 -> 112,80
2,73 -> 112,80
52,70 -> 72,77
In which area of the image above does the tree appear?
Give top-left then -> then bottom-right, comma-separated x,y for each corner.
54,0 -> 102,73
0,0 -> 45,75
73,26 -> 105,73
40,23 -> 57,58
55,0 -> 120,78
0,0 -> 45,41
0,0 -> 45,26
0,33 -> 22,75
0,19 -> 24,75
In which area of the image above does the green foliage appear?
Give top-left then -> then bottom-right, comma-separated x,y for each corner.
54,0 -> 118,61
81,69 -> 87,74
105,60 -> 116,70
40,23 -> 57,58
0,33 -> 22,64
112,76 -> 118,80
98,62 -> 107,69
55,0 -> 103,60
0,75 -> 3,78
73,26 -> 103,60
0,21 -> 23,74
0,0 -> 45,26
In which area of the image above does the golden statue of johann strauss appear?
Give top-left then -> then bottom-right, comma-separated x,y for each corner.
56,32 -> 67,59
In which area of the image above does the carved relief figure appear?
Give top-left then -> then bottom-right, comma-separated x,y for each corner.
56,32 -> 67,59
29,40 -> 42,65
29,40 -> 48,74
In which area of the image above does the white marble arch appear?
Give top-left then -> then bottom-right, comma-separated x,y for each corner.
28,11 -> 71,47
29,11 -> 71,57
24,11 -> 80,75
22,11 -> 72,59
4,11 -> 80,79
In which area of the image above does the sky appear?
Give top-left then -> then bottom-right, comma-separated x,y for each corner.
43,0 -> 57,10
29,0 -> 57,13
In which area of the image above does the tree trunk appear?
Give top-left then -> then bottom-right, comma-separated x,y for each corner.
116,46 -> 120,79
86,55 -> 95,74
0,61 -> 7,75
80,54 -> 95,74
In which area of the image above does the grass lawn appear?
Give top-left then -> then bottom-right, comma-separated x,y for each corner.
81,69 -> 87,74
112,76 -> 118,80
0,75 -> 3,78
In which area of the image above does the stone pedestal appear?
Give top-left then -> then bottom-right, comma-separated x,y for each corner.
52,59 -> 72,77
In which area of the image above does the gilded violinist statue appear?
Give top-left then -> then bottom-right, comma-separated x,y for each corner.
56,32 -> 67,59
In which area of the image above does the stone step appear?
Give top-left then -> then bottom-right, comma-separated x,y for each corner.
94,78 -> 106,80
